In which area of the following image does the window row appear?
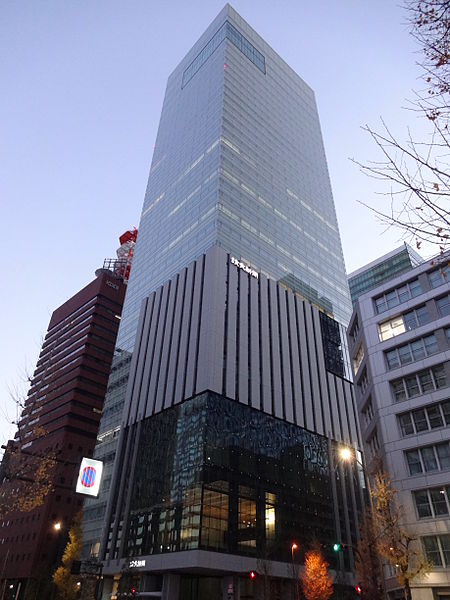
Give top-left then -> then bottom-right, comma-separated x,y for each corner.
391,364 -> 447,402
375,278 -> 422,314
414,486 -> 450,519
385,334 -> 438,370
398,399 -> 450,436
405,442 -> 450,475
378,306 -> 430,341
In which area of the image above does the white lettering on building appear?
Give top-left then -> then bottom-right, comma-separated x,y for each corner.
129,559 -> 146,568
106,280 -> 119,290
230,257 -> 259,279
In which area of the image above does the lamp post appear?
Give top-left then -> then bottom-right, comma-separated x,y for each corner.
291,543 -> 299,600
338,445 -> 387,599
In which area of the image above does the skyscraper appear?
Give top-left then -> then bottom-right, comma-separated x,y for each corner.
86,6 -> 363,599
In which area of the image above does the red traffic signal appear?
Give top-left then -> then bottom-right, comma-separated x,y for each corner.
249,571 -> 256,579
131,587 -> 137,597
355,584 -> 362,595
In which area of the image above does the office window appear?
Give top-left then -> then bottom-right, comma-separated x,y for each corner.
398,412 -> 415,436
423,534 -> 450,567
437,295 -> 450,317
357,368 -> 369,395
378,316 -> 406,341
429,264 -> 450,289
405,442 -> 450,475
349,317 -> 359,343
362,398 -> 374,427
374,278 -> 422,314
353,345 -> 364,375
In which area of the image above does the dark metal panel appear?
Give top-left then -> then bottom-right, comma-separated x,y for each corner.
269,280 -> 283,419
336,376 -> 350,442
328,372 -> 343,441
140,286 -> 163,419
296,298 -> 313,430
154,274 -> 179,413
278,286 -> 293,422
174,261 -> 195,405
225,262 -> 238,399
312,308 -> 330,436
238,270 -> 249,404
287,292 -> 302,427
146,282 -> 171,415
249,276 -> 260,410
164,268 -> 187,409
304,303 -> 322,434
126,296 -> 151,424
259,277 -> 272,415
342,378 -> 358,445
196,247 -> 227,395
184,255 -> 205,398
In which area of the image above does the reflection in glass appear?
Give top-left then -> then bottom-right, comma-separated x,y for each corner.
123,392 -> 338,563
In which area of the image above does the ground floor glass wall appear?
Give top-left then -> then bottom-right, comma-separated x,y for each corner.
118,392 -> 337,564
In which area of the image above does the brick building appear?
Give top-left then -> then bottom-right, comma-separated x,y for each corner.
0,268 -> 126,599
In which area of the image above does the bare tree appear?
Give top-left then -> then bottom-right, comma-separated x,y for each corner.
356,0 -> 450,256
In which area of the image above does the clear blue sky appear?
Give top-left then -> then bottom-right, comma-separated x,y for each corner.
0,0 -> 429,443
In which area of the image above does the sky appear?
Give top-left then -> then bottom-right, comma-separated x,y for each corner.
0,0 -> 432,444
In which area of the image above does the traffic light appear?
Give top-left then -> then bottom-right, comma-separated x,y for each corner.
130,587 -> 137,597
333,543 -> 341,552
354,584 -> 362,595
249,571 -> 256,580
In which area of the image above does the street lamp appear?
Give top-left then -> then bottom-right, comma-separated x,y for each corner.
291,542 -> 298,561
338,447 -> 353,462
53,522 -> 62,531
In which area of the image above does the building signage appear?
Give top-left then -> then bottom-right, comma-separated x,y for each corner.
129,559 -> 146,568
106,280 -> 119,290
230,257 -> 258,279
75,457 -> 103,497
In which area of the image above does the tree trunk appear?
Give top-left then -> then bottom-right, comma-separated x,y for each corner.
404,578 -> 412,600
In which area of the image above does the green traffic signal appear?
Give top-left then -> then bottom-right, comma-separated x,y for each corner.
333,543 -> 341,552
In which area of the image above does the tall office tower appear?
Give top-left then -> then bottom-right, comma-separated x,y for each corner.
0,265 -> 126,599
348,255 -> 450,600
86,6 -> 363,600
348,243 -> 423,307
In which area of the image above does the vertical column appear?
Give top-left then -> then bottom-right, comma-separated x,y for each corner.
222,575 -> 240,600
162,574 -> 180,600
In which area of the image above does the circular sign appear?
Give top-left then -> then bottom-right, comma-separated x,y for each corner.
81,466 -> 96,488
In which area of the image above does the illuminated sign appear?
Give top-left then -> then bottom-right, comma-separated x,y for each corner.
230,257 -> 258,279
75,458 -> 103,497
129,559 -> 146,568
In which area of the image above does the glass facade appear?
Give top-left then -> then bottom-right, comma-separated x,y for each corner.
348,244 -> 423,306
119,7 -> 351,357
118,393 -> 336,562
